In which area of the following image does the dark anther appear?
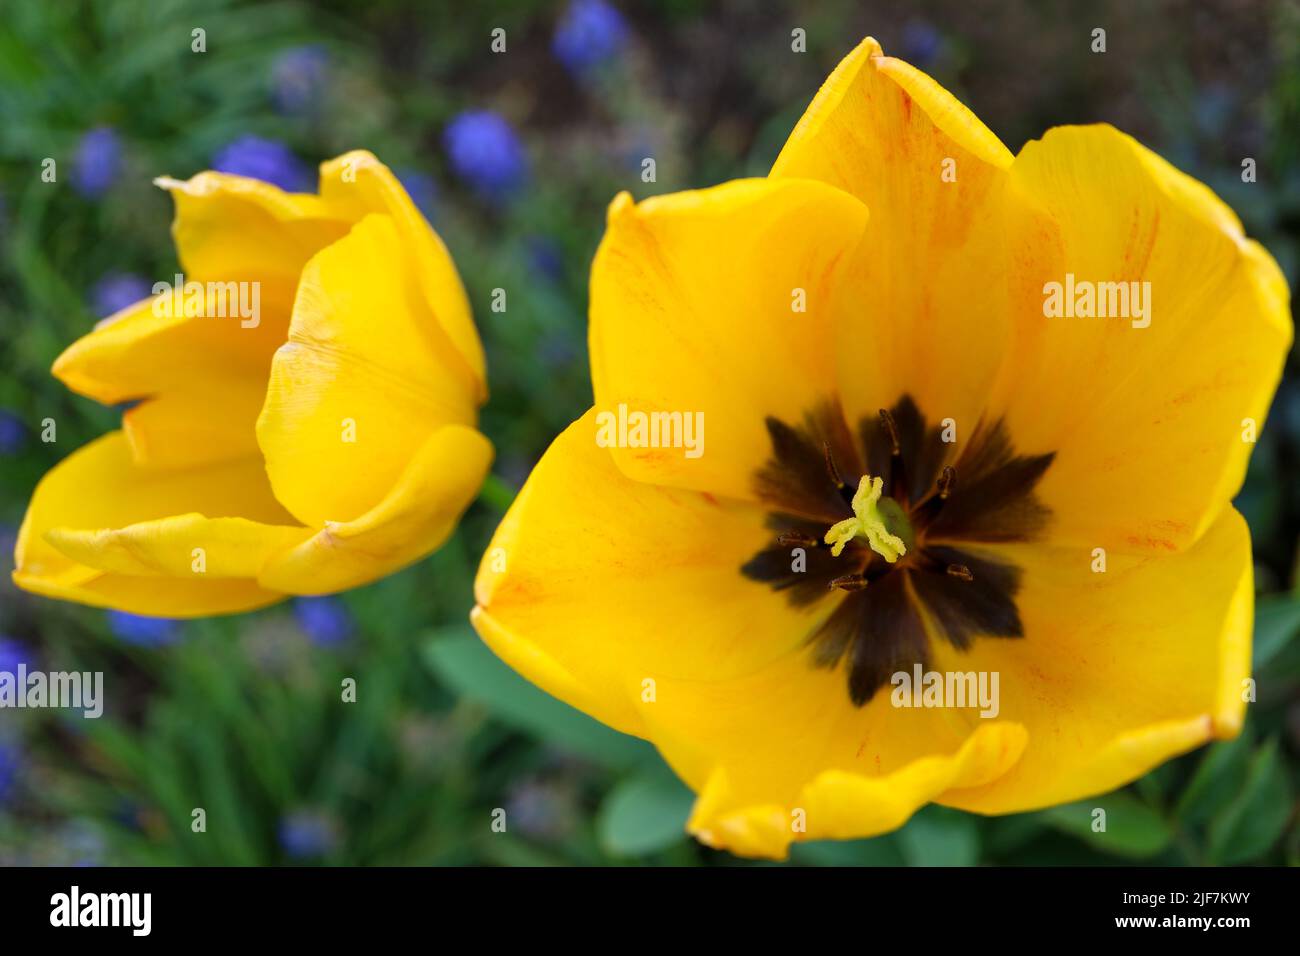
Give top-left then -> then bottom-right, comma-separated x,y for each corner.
938,465 -> 956,500
878,407 -> 908,500
829,573 -> 870,592
878,408 -> 901,456
777,530 -> 820,548
823,441 -> 846,490
946,564 -> 974,581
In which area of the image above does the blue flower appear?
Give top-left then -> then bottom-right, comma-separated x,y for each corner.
271,45 -> 329,115
553,0 -> 628,75
90,272 -> 152,317
443,111 -> 527,199
71,126 -> 122,199
292,597 -> 352,647
900,21 -> 942,67
505,779 -> 576,841
278,810 -> 339,859
106,611 -> 180,647
396,168 -> 438,221
0,742 -> 21,806
0,412 -> 26,456
526,235 -> 565,283
212,136 -> 312,193
0,636 -> 35,676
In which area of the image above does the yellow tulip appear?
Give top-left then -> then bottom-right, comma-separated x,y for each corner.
14,151 -> 492,616
472,38 -> 1292,858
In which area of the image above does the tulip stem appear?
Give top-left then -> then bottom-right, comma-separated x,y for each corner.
478,473 -> 517,513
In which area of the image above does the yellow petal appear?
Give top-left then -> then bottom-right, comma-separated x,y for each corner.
588,179 -> 868,501
771,36 -> 1015,436
686,723 -> 1025,859
937,506 -> 1253,815
985,124 -> 1292,555
13,432 -> 293,616
14,570 -> 282,618
259,424 -> 492,595
472,410 -> 1028,859
52,294 -> 282,409
319,150 -> 486,401
155,170 -> 349,311
46,515 -> 307,579
775,37 -> 1013,180
473,409 -> 820,736
50,174 -> 350,467
117,374 -> 271,468
256,213 -> 480,528
633,641 -> 1027,859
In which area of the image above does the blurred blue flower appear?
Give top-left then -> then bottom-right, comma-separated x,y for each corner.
90,272 -> 152,318
106,611 -> 180,647
112,799 -> 144,832
396,168 -> 438,221
540,332 -> 578,370
553,0 -> 628,75
443,111 -> 527,199
0,411 -> 26,455
271,45 -> 329,114
0,742 -> 21,806
278,810 -> 339,859
59,823 -> 105,867
0,636 -> 35,676
71,126 -> 122,199
526,236 -> 565,283
212,136 -> 312,193
1195,83 -> 1236,139
900,21 -> 942,67
292,596 -> 352,647
505,779 -> 576,841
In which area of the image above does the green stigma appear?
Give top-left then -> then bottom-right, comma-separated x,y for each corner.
824,475 -> 909,562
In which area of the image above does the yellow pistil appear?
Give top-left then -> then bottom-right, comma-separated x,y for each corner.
824,475 -> 908,562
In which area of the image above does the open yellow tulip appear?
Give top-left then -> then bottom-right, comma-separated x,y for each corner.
472,38 -> 1292,858
14,150 -> 492,616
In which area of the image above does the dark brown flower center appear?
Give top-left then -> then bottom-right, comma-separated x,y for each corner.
741,394 -> 1055,706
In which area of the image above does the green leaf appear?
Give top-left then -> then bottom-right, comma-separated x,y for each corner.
983,813 -> 1048,858
1039,791 -> 1172,858
790,836 -> 905,867
1173,725 -> 1255,826
898,806 -> 980,866
1253,595 -> 1300,668
422,628 -> 654,769
1206,738 -> 1292,865
596,768 -> 694,857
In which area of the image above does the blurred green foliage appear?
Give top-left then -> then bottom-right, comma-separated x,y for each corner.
0,0 -> 1298,865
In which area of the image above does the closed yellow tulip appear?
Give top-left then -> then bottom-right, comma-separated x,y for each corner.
14,151 -> 492,616
472,38 -> 1292,858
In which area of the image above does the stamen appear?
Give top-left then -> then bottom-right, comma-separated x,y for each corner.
829,573 -> 869,592
877,407 -> 910,500
938,465 -> 956,499
824,475 -> 908,562
946,564 -> 973,581
878,408 -> 901,455
823,441 -> 846,490
777,530 -> 820,548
